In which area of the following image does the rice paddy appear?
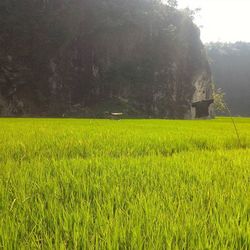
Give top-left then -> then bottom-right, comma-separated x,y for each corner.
0,117 -> 250,249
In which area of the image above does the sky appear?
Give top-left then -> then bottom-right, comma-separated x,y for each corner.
176,0 -> 250,43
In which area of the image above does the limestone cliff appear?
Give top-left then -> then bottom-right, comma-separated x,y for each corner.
0,0 -> 212,118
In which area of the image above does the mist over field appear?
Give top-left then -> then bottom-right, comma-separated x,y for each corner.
206,42 -> 250,117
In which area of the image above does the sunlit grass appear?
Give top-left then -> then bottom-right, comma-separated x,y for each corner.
0,117 -> 250,249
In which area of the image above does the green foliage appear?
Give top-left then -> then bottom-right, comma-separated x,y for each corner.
0,118 -> 250,248
212,83 -> 227,113
166,0 -> 178,8
182,7 -> 201,20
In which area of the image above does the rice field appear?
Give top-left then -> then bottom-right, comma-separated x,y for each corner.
0,117 -> 250,249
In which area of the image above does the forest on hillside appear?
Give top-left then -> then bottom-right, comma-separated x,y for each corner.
206,42 -> 250,116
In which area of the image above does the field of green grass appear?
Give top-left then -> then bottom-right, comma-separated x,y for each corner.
0,117 -> 250,249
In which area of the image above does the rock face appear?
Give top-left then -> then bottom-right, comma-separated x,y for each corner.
0,0 -> 212,118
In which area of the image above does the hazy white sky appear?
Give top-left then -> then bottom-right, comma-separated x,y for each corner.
177,0 -> 250,43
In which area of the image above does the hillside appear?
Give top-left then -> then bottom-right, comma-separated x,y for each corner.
206,42 -> 250,116
0,0 -> 212,118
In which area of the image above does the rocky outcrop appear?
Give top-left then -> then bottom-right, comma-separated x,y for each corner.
0,0 -> 212,118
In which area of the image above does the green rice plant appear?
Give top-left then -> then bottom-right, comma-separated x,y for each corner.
0,117 -> 250,249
